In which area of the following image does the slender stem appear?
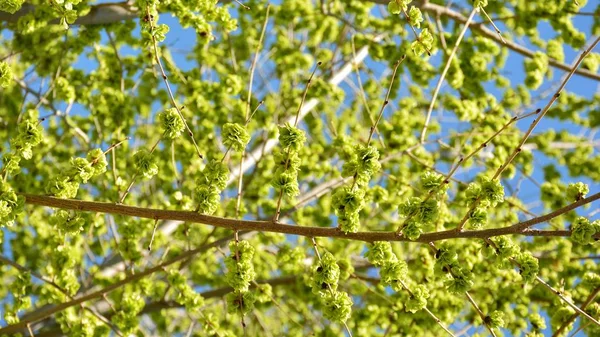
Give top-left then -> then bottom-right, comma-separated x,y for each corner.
397,279 -> 456,337
146,5 -> 203,159
535,276 -> 600,329
366,57 -> 403,146
273,62 -> 321,221
420,6 -> 478,143
553,287 -> 600,337
492,36 -> 600,180
465,292 -> 497,337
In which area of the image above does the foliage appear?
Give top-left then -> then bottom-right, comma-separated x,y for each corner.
0,0 -> 599,335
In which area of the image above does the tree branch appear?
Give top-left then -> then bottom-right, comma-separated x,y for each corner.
0,2 -> 137,25
19,191 -> 600,244
0,236 -> 232,335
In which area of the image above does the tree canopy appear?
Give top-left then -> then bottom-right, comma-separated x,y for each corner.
1,0 -> 600,336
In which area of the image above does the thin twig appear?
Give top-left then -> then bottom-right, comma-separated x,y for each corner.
420,6 -> 478,143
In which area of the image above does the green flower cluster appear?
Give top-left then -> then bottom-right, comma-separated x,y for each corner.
483,237 -> 519,269
332,187 -> 365,233
159,108 -> 185,139
46,149 -> 108,198
335,144 -> 382,233
485,310 -> 506,329
0,180 -> 25,227
3,272 -> 31,324
411,28 -> 434,56
399,197 -> 439,240
112,290 -> 145,335
194,160 -> 229,214
133,149 -> 159,179
271,123 -> 305,199
0,0 -> 24,14
167,270 -> 205,312
225,240 -> 256,293
49,244 -> 80,296
311,251 -> 353,323
222,123 -> 251,152
524,51 -> 549,90
464,177 -> 505,229
571,216 -> 600,245
566,182 -> 589,201
49,210 -> 86,235
0,61 -> 12,87
515,251 -> 539,283
342,144 -> 381,187
387,0 -> 412,14
7,111 -> 43,163
434,243 -> 474,293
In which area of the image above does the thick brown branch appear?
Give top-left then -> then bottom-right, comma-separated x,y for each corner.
20,191 -> 600,244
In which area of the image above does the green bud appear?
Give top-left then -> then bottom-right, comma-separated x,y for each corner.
197,160 -> 230,191
566,182 -> 589,201
322,290 -> 352,323
0,61 -> 13,87
380,260 -> 408,286
278,123 -> 306,152
194,185 -> 220,215
405,284 -> 429,313
571,217 -> 597,245
485,310 -> 505,328
159,108 -> 185,139
222,123 -> 251,152
365,242 -> 397,266
271,170 -> 299,197
515,251 -> 539,283
226,291 -> 256,316
133,149 -> 158,179
311,252 -> 340,293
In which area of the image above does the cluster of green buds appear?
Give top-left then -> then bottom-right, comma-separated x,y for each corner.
464,176 -> 505,229
310,251 -> 353,323
387,0 -> 433,56
49,210 -> 86,235
224,240 -> 257,316
335,144 -> 382,233
112,289 -> 145,335
49,243 -> 81,296
3,271 -> 31,324
0,60 -> 13,87
0,180 -> 24,227
398,171 -> 448,240
271,123 -> 305,199
46,148 -> 108,198
194,160 -> 229,215
3,110 -> 43,175
570,216 -> 600,245
366,242 -> 429,313
167,269 -> 205,312
193,122 -> 250,215
524,51 -> 549,90
434,242 -> 474,293
482,236 -> 519,269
